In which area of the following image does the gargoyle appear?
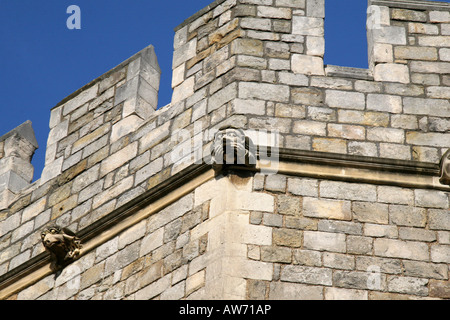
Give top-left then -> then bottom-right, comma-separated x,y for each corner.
210,127 -> 256,172
41,225 -> 82,270
439,149 -> 450,186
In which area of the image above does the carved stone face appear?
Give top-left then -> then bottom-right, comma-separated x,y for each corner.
439,149 -> 450,186
211,128 -> 256,170
41,226 -> 82,269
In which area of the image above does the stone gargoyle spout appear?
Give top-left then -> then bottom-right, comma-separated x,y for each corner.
41,225 -> 82,270
439,149 -> 450,186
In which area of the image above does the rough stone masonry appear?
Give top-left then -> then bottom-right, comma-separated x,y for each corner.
0,0 -> 449,300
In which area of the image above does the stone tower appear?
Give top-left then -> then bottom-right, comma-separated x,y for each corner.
0,0 -> 449,300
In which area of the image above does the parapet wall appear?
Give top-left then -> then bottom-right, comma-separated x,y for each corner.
0,0 -> 449,300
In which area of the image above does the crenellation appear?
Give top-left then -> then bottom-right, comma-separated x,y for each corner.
0,0 -> 449,300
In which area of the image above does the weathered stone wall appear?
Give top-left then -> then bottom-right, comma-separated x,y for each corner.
246,173 -> 449,299
0,0 -> 448,300
14,192 -> 210,300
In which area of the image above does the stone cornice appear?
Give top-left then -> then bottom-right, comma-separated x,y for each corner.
369,0 -> 450,11
258,148 -> 448,191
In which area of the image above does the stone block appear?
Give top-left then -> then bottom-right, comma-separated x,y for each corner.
333,270 -> 386,291
47,120 -> 69,145
293,120 -> 326,136
306,36 -> 325,56
320,181 -> 376,202
391,115 -> 418,130
428,209 -> 450,231
394,46 -> 438,61
269,282 -> 323,300
399,228 -> 437,243
406,132 -> 450,148
273,228 -> 302,247
239,82 -> 289,102
72,123 -> 111,154
0,170 -> 30,195
410,61 -> 450,74
325,287 -> 368,300
303,197 -> 351,221
352,202 -> 388,225
287,178 -> 318,197
280,265 -> 332,285
231,38 -> 264,56
440,48 -> 450,62
318,220 -> 362,236
303,231 -> 346,253
389,205 -> 426,227
307,0 -> 325,18
275,103 -> 306,118
100,142 -> 138,177
387,276 -> 428,296
292,16 -> 324,36
325,90 -> 365,110
62,84 -> 99,116
268,58 -> 290,71
374,63 -> 410,84
369,26 -> 407,45
173,39 -> 197,69
431,245 -> 450,264
429,10 -> 450,23
312,138 -> 347,154
328,124 -> 365,141
346,236 -> 373,255
257,6 -> 291,19
291,54 -> 324,75
263,213 -> 283,227
277,194 -> 300,215
139,121 -> 170,153
17,275 -> 55,300
172,76 -> 195,104
392,8 -> 427,22
135,157 -> 163,186
364,223 -> 398,238
367,127 -> 404,144
408,22 -> 439,35
374,238 -> 429,260
371,43 -> 393,64
275,0 -> 305,8
92,176 -> 133,209
291,87 -> 324,106
236,55 -> 267,69
323,252 -> 354,270
414,190 -> 449,209
377,186 -> 414,205
338,110 -> 389,127
111,115 -> 144,143
383,142 -> 412,160
426,86 -> 450,99
140,228 -> 164,257
278,72 -> 309,86
293,249 -> 321,266
429,280 -> 450,299
348,141 -> 378,157
135,274 -> 171,300
40,157 -> 64,185
241,17 -> 272,31
118,220 -> 146,249
311,77 -> 353,90
367,94 -> 402,114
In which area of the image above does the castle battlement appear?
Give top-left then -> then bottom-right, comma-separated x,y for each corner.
0,0 -> 449,300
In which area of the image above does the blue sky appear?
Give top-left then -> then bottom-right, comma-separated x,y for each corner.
0,0 -> 369,181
